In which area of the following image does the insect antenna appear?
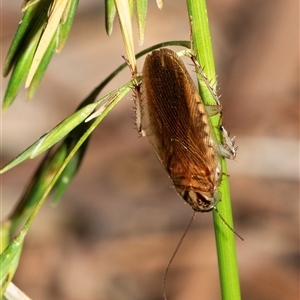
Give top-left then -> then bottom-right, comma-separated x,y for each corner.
162,211 -> 197,300
213,206 -> 244,241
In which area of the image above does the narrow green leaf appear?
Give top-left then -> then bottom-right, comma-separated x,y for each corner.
115,0 -> 136,72
0,139 -> 44,174
128,0 -> 134,18
56,0 -> 79,52
0,103 -> 96,173
105,0 -> 116,36
26,30 -> 57,100
25,0 -> 70,88
2,30 -> 42,109
135,0 -> 147,45
0,230 -> 27,296
2,0 -> 52,108
30,103 -> 96,158
3,0 -> 79,106
3,0 -> 49,77
52,145 -> 84,204
7,145 -> 69,233
0,222 -> 10,254
28,0 -> 79,99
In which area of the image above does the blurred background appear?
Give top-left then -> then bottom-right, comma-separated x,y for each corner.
1,0 -> 299,299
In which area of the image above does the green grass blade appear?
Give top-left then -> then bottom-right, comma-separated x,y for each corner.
0,103 -> 96,173
28,0 -> 79,99
2,30 -> 41,109
26,30 -> 57,100
135,0 -> 148,45
0,229 -> 27,296
3,1 -> 49,77
30,103 -> 96,158
6,144 -> 69,233
3,0 -> 80,107
56,0 -> 79,52
105,0 -> 117,35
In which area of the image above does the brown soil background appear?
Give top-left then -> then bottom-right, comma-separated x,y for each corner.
1,1 -> 299,300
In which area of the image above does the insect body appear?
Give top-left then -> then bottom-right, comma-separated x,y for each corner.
137,48 -> 231,212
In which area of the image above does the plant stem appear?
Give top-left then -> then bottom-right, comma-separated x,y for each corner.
186,1 -> 241,299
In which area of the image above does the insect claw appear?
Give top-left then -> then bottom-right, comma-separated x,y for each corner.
222,172 -> 230,177
220,125 -> 237,159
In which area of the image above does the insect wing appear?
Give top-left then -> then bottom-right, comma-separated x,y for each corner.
141,49 -> 221,211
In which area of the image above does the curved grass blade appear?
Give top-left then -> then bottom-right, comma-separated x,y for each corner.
0,103 -> 96,173
0,85 -> 133,173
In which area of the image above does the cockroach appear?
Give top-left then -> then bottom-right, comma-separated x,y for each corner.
135,48 -> 236,212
